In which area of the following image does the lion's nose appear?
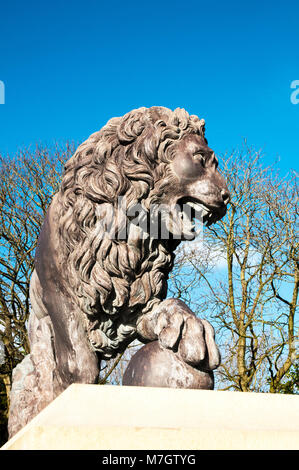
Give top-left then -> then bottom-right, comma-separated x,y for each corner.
221,189 -> 230,205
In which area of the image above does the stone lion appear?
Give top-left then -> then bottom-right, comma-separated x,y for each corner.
8,106 -> 230,436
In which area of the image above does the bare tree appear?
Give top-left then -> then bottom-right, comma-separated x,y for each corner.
169,146 -> 298,392
100,340 -> 143,386
0,144 -> 74,444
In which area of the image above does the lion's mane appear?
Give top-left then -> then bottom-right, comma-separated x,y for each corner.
57,106 -> 206,358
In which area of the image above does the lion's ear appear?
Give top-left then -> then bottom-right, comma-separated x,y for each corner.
117,110 -> 147,145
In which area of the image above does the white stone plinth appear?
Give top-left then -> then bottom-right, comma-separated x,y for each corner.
1,384 -> 299,450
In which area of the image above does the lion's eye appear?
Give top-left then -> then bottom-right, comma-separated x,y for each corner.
193,153 -> 205,167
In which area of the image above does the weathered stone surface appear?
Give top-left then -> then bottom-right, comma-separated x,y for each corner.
8,107 -> 230,437
8,315 -> 57,437
123,341 -> 214,389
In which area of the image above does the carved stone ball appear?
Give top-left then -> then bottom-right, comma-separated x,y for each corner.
122,341 -> 214,390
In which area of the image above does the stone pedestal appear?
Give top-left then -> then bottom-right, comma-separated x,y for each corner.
2,384 -> 299,450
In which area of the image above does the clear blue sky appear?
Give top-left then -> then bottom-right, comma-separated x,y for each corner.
0,0 -> 298,176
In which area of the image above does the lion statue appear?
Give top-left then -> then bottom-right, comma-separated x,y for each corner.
8,106 -> 230,437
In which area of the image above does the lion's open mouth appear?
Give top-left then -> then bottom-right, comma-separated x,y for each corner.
177,197 -> 226,230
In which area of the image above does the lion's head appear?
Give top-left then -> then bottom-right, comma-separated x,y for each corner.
57,106 -> 230,358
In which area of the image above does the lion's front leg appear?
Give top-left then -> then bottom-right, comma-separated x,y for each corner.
136,298 -> 221,371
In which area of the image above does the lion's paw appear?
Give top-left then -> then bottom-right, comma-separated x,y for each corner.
153,299 -> 221,370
